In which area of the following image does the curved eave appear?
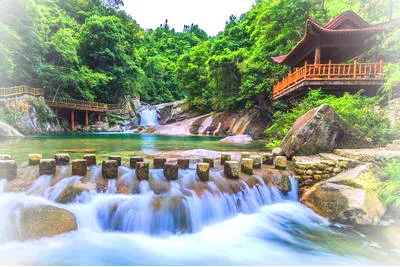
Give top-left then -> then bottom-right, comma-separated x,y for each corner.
272,17 -> 391,66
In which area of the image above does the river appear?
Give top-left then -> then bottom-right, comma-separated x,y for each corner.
0,134 -> 398,265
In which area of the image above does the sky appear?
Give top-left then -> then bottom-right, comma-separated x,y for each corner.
123,0 -> 256,36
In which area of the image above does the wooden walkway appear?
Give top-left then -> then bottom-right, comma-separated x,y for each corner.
272,61 -> 385,100
0,85 -> 126,112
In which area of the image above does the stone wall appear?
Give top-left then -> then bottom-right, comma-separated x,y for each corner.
388,97 -> 400,129
293,154 -> 357,192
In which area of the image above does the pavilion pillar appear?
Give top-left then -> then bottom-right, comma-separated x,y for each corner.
96,112 -> 101,122
70,110 -> 77,131
314,47 -> 321,65
84,111 -> 89,127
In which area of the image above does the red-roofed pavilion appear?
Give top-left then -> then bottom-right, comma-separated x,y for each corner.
271,11 -> 391,101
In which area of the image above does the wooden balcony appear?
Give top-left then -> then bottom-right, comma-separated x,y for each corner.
272,61 -> 385,100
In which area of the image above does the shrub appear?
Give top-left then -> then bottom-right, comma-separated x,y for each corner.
264,89 -> 397,149
379,160 -> 400,208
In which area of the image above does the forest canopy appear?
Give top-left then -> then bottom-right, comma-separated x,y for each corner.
0,0 -> 398,107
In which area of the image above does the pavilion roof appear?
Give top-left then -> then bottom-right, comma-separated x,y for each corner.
272,11 -> 391,67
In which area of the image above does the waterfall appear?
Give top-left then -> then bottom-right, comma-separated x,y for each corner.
138,106 -> 159,126
0,168 -> 382,265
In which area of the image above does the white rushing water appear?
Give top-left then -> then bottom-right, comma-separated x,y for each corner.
0,168 -> 386,265
139,106 -> 159,126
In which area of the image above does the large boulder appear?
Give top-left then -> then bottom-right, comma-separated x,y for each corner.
280,104 -> 372,158
301,164 -> 386,225
19,205 -> 77,240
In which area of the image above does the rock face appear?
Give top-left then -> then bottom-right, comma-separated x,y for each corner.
19,205 -> 77,240
56,184 -> 86,203
0,120 -> 23,137
281,104 -> 372,158
1,96 -> 63,134
301,164 -> 386,225
152,108 -> 270,139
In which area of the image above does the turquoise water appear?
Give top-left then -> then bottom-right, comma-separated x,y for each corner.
0,133 -> 265,164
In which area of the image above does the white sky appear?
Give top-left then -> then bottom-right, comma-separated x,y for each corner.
123,0 -> 256,36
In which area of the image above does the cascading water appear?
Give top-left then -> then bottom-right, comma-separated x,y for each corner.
0,166 -> 394,265
138,106 -> 159,126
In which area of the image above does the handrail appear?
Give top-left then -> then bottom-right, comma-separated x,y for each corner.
0,85 -> 129,112
0,85 -> 44,98
272,61 -> 385,98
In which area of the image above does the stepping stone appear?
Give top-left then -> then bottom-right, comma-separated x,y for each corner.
102,160 -> 118,179
28,154 -> 42,166
178,159 -> 190,169
163,163 -> 178,181
274,156 -> 287,170
55,154 -> 70,165
130,156 -> 144,168
108,155 -> 122,166
224,161 -> 240,179
72,159 -> 87,176
83,154 -> 97,166
220,154 -> 231,165
0,160 -> 17,180
203,158 -> 214,168
241,158 -> 254,175
153,157 -> 166,169
136,162 -> 149,181
39,159 -> 56,176
196,163 -> 210,182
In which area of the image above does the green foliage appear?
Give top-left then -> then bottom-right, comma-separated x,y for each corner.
264,90 -> 396,147
379,159 -> 400,208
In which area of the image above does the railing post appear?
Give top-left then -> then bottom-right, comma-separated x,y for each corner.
304,61 -> 307,79
353,60 -> 357,79
379,60 -> 384,77
328,60 -> 332,79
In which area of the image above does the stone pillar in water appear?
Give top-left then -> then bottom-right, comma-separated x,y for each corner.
203,158 -> 214,168
102,160 -> 118,179
72,159 -> 88,176
163,162 -> 178,181
178,159 -> 190,169
196,163 -> 210,182
130,156 -> 144,168
261,152 -> 273,165
55,154 -> 70,166
241,158 -> 254,175
39,159 -> 56,176
0,160 -> 17,180
136,162 -> 149,180
83,154 -> 97,166
220,154 -> 231,165
28,154 -> 42,166
224,161 -> 240,179
108,155 -> 122,166
153,157 -> 166,169
274,156 -> 288,170
250,155 -> 262,169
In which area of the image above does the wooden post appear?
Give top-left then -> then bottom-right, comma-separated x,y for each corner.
353,60 -> 357,79
96,112 -> 101,122
84,111 -> 89,127
314,47 -> 321,65
70,110 -> 76,132
328,60 -> 332,79
304,61 -> 308,79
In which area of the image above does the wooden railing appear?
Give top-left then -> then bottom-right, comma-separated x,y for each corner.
0,86 -> 44,98
272,61 -> 385,98
0,85 -> 130,112
46,97 -> 110,111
